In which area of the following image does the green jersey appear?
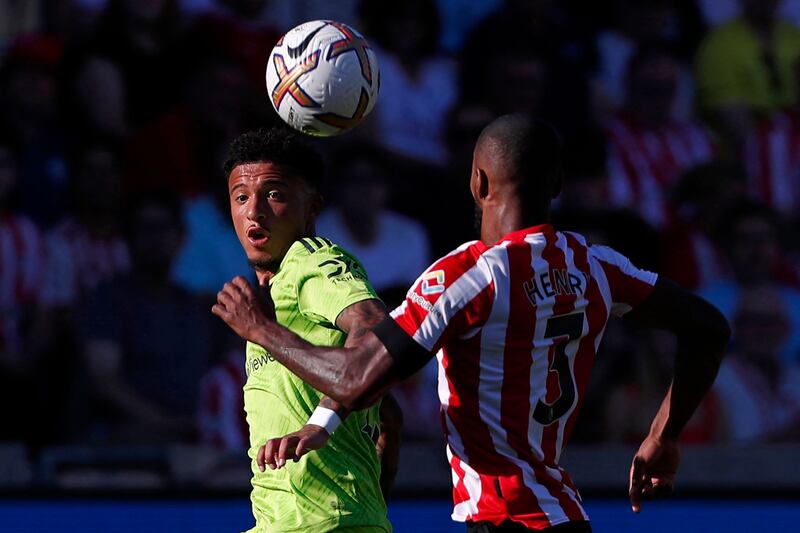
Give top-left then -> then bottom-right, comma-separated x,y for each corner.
243,237 -> 391,533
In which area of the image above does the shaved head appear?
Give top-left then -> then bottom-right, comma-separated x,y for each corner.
473,114 -> 563,216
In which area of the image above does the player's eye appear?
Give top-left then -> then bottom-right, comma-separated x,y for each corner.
267,190 -> 285,201
235,194 -> 248,203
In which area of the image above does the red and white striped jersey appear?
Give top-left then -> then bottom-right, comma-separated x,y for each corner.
744,110 -> 800,215
391,225 -> 657,529
605,114 -> 716,228
0,214 -> 47,355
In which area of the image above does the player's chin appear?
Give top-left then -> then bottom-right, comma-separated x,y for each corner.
246,249 -> 276,270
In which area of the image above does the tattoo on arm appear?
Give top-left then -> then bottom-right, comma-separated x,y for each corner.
337,299 -> 388,338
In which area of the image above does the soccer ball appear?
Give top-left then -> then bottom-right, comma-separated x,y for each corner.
266,20 -> 380,137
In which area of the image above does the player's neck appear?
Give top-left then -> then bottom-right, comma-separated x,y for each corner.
481,204 -> 550,244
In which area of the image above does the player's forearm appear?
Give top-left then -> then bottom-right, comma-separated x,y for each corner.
377,394 -> 403,499
250,321 -> 393,408
649,326 -> 728,442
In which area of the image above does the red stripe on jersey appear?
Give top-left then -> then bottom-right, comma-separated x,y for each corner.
498,238 -> 547,523
449,453 -> 472,509
561,234 -> 609,446
393,241 -> 487,346
443,321 -> 503,473
432,280 -> 495,354
536,232 -> 584,522
597,260 -> 654,311
538,231 -> 576,465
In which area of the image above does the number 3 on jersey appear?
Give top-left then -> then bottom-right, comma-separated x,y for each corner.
533,312 -> 585,425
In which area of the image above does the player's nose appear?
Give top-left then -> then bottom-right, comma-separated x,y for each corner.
246,196 -> 269,222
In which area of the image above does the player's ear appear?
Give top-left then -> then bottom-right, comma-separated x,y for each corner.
305,191 -> 324,229
476,168 -> 490,201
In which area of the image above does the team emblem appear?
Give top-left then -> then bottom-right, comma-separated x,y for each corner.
421,270 -> 446,295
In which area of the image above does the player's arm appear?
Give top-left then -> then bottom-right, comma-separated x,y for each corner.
376,392 -> 403,499
213,277 -> 432,410
254,298 -> 408,470
623,277 -> 730,513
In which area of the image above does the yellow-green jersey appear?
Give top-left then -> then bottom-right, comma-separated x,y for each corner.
243,237 -> 391,533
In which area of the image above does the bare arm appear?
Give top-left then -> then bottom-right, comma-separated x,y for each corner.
377,392 -> 403,500
253,296 -> 407,470
623,277 -> 730,512
213,277 -> 423,410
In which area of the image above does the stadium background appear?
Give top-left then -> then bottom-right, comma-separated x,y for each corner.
2,0 -> 800,531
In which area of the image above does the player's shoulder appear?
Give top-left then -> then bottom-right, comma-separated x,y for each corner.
429,240 -> 487,271
286,235 -> 372,284
416,240 -> 491,291
287,236 -> 360,264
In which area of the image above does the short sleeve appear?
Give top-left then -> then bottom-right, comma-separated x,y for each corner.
390,242 -> 494,352
295,243 -> 380,327
590,245 -> 658,317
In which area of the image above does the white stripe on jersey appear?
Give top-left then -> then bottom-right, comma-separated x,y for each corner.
471,241 -> 572,526
412,255 -> 493,352
526,233 -> 554,464
551,233 -> 585,463
448,447 -> 483,521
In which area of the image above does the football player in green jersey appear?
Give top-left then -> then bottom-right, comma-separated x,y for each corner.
213,127 -> 400,532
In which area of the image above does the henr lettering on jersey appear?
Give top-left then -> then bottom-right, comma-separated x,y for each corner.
523,268 -> 588,305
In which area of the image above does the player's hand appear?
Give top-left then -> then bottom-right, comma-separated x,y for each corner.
212,277 -> 274,342
257,424 -> 331,471
628,435 -> 680,513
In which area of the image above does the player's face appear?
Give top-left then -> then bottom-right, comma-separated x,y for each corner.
228,162 -> 320,272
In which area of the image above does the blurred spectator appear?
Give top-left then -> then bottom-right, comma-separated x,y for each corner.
698,0 -> 800,29
553,129 -> 660,271
0,35 -> 70,227
124,55 -> 256,195
77,191 -> 218,443
0,2 -> 45,51
0,134 -> 49,442
358,0 -> 457,166
391,359 -> 441,442
317,144 -> 431,308
198,348 -> 247,451
695,0 -> 800,151
593,0 -> 704,121
605,44 -> 717,228
661,162 -> 747,290
604,330 -> 721,444
743,60 -> 800,217
47,141 -> 130,306
182,0 -> 280,89
711,285 -> 800,442
435,0 -> 501,53
69,0 -> 184,140
699,202 -> 800,363
459,0 -> 596,138
172,143 -> 252,296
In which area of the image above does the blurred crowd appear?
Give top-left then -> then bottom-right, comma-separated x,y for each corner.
2,0 -> 800,480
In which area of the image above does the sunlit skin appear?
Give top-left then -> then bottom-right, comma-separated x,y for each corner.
227,161 -> 321,284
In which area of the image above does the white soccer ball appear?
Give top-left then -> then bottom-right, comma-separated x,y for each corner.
266,20 -> 380,137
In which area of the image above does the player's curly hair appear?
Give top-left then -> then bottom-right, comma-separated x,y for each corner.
222,127 -> 324,189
